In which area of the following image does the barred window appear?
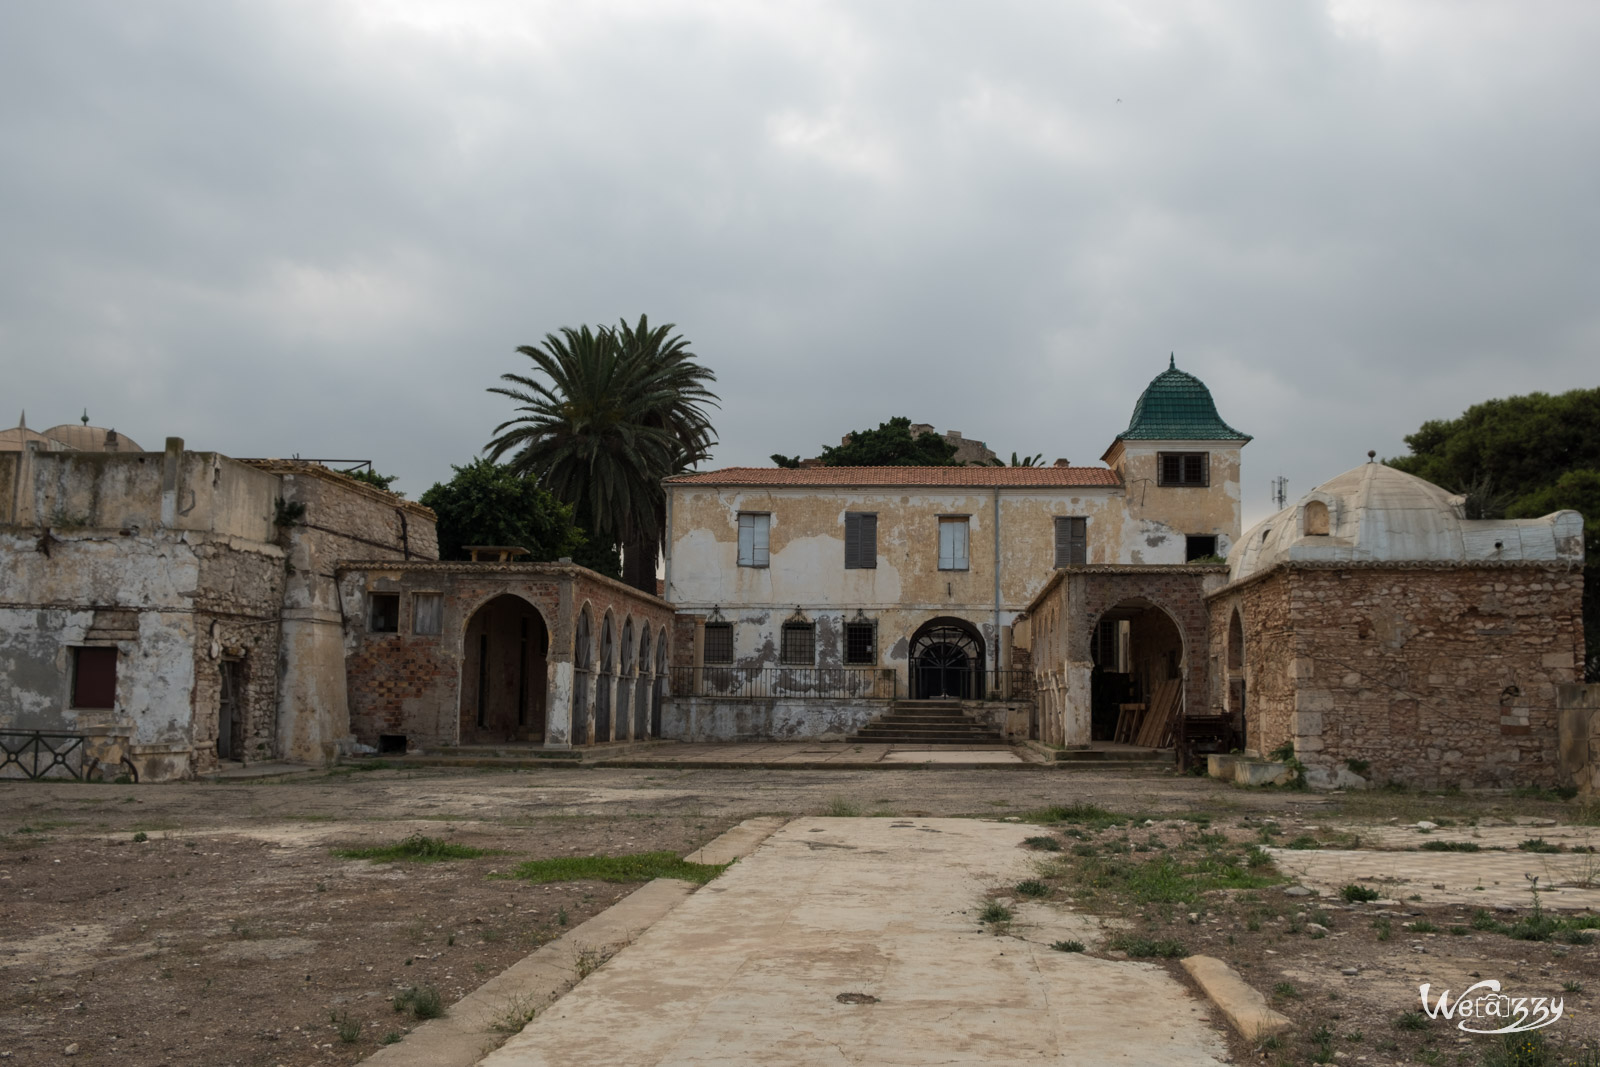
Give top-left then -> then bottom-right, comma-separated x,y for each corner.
412,593 -> 443,635
704,622 -> 733,664
844,621 -> 876,665
780,622 -> 815,665
1158,452 -> 1208,487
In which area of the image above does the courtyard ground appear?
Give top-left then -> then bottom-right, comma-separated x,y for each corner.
2,758 -> 1599,1065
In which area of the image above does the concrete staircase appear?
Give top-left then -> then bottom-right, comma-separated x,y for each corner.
847,700 -> 1008,746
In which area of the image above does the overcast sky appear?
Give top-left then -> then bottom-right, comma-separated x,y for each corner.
3,1 -> 1597,525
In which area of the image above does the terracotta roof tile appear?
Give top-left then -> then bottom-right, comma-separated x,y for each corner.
666,466 -> 1122,488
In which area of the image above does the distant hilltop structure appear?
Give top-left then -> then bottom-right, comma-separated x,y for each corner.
0,411 -> 143,454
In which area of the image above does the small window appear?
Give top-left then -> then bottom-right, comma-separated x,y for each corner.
844,621 -> 876,665
1304,500 -> 1330,536
412,593 -> 443,635
1185,535 -> 1218,562
1054,517 -> 1087,566
704,622 -> 733,664
938,517 -> 969,571
72,647 -> 117,709
844,512 -> 877,569
369,593 -> 400,633
1158,452 -> 1209,487
738,513 -> 770,567
780,622 -> 815,665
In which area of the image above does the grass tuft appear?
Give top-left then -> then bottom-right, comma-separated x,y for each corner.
335,834 -> 492,863
392,985 -> 445,1020
506,852 -> 729,886
1051,939 -> 1086,952
1340,883 -> 1380,903
1108,934 -> 1187,958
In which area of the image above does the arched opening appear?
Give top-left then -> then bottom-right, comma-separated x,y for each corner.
1227,608 -> 1247,748
652,631 -> 668,738
1304,499 -> 1330,536
618,618 -> 635,741
1089,598 -> 1183,742
459,595 -> 549,744
596,614 -> 615,742
573,606 -> 593,745
909,617 -> 986,700
635,628 -> 652,740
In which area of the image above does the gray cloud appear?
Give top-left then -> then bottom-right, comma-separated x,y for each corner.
2,1 -> 1597,524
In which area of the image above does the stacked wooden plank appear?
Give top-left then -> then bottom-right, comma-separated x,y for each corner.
1114,703 -> 1146,743
1134,680 -> 1183,748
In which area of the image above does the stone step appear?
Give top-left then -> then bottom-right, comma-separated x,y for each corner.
844,735 -> 1009,746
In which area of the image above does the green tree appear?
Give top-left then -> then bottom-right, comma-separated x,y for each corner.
809,417 -> 960,467
1387,387 -> 1600,680
988,452 -> 1044,467
419,458 -> 620,574
342,467 -> 403,496
485,316 -> 717,594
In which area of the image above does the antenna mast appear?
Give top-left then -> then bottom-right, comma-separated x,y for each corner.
1270,476 -> 1288,510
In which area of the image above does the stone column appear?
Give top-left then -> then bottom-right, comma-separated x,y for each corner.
544,581 -> 574,749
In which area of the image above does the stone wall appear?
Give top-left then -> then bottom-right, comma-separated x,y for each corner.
1211,562 -> 1585,789
1207,570 -> 1296,757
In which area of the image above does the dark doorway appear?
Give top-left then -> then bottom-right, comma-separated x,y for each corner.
651,638 -> 667,738
459,595 -> 549,744
908,617 -> 986,700
217,659 -> 244,760
595,615 -> 614,743
1089,599 -> 1183,741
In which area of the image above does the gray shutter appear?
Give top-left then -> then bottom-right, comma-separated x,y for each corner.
1069,517 -> 1087,565
1054,517 -> 1071,567
861,514 -> 876,569
845,513 -> 860,569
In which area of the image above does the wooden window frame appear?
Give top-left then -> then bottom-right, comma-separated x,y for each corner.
1157,452 -> 1209,487
737,512 -> 770,568
1054,516 -> 1087,567
368,592 -> 401,633
844,512 -> 877,570
937,516 -> 970,571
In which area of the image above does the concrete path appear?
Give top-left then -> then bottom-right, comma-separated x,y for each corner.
481,818 -> 1229,1066
1269,845 -> 1600,909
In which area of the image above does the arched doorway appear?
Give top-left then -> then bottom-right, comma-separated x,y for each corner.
651,633 -> 668,738
909,617 -> 986,700
635,628 -> 652,740
618,619 -> 635,741
459,595 -> 549,744
595,614 -> 614,742
1089,598 -> 1183,741
573,606 -> 593,745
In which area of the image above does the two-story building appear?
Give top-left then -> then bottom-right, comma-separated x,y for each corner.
661,358 -> 1251,743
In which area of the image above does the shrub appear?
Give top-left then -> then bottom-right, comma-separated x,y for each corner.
1340,884 -> 1380,903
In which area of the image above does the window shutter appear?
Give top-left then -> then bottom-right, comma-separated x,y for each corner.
844,513 -> 860,569
861,514 -> 876,569
1068,517 -> 1087,565
753,515 -> 769,567
738,514 -> 753,565
938,521 -> 953,569
1054,517 -> 1071,567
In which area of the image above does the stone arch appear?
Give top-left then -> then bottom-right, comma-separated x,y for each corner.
572,604 -> 594,744
1303,499 -> 1330,536
596,611 -> 615,742
635,626 -> 653,740
908,616 -> 987,700
459,593 -> 550,745
652,628 -> 669,737
1085,597 -> 1186,744
618,617 -> 636,740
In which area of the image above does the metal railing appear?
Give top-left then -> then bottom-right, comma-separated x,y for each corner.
670,666 -> 899,701
908,668 -> 1034,702
0,731 -> 87,781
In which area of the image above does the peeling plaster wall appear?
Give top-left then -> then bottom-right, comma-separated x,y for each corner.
1109,442 -> 1243,563
661,697 -> 885,742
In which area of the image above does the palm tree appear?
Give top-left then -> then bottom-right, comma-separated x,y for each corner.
485,317 -> 718,594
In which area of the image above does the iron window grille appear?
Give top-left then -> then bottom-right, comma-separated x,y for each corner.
1054,516 -> 1087,566
844,512 -> 877,569
704,622 -> 734,664
1158,452 -> 1209,487
737,512 -> 770,567
780,622 -> 815,665
844,621 -> 877,665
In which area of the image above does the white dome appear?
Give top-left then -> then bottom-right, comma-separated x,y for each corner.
1229,462 -> 1584,583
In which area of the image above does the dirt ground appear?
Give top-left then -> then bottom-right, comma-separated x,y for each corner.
2,763 -> 1592,1066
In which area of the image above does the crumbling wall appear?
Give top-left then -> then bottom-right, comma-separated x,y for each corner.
1278,563 -> 1583,789
1207,570 -> 1297,759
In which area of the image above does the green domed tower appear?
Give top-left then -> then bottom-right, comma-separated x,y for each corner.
1102,356 -> 1251,561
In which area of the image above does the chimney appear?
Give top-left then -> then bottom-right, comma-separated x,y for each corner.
1054,458 -> 1071,467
